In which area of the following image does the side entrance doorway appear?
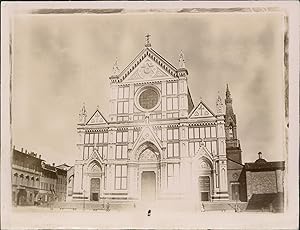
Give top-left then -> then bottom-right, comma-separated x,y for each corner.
90,178 -> 100,201
199,176 -> 211,201
231,183 -> 240,201
141,171 -> 156,201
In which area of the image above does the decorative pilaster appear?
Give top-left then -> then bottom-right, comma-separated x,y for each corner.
128,163 -> 138,199
177,50 -> 189,118
161,81 -> 167,119
73,161 -> 84,194
108,128 -> 116,160
109,84 -> 118,122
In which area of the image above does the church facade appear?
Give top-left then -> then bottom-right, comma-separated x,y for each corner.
67,37 -> 242,203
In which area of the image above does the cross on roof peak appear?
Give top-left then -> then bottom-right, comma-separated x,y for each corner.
145,33 -> 151,47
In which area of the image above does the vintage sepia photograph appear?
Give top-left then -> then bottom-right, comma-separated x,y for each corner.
1,2 -> 299,229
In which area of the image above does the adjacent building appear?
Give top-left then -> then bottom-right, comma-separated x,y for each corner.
56,164 -> 70,202
239,152 -> 285,211
11,148 -> 69,206
39,162 -> 57,204
12,148 -> 43,206
67,36 -> 245,203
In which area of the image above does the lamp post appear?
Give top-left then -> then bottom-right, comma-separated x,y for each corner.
235,191 -> 238,212
83,189 -> 86,211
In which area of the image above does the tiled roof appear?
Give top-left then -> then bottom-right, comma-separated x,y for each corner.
13,149 -> 43,162
245,161 -> 285,171
42,163 -> 56,172
246,193 -> 284,211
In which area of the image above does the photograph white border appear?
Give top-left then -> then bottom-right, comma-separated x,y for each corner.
1,1 -> 299,229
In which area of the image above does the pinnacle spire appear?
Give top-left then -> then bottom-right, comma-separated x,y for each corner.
145,33 -> 151,47
81,103 -> 87,114
225,83 -> 232,104
79,103 -> 87,124
226,84 -> 230,96
179,50 -> 186,69
112,58 -> 119,75
216,91 -> 224,114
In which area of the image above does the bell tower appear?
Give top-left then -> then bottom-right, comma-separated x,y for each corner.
225,84 -> 242,163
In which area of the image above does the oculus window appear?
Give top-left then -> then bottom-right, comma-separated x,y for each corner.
136,86 -> 161,111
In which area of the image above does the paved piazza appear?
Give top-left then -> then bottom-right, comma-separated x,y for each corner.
6,206 -> 285,229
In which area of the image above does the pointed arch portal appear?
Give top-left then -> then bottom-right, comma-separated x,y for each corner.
135,141 -> 161,201
87,160 -> 102,201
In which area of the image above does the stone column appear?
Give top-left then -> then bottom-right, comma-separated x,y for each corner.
190,160 -> 199,210
73,161 -> 83,194
181,158 -> 191,197
106,164 -> 114,192
161,81 -> 167,119
77,129 -> 85,160
108,128 -> 116,160
180,124 -> 189,157
128,163 -> 138,199
109,84 -> 118,122
178,77 -> 188,118
212,168 -> 217,196
219,159 -> 228,191
83,173 -> 90,200
129,84 -> 134,122
161,162 -> 167,192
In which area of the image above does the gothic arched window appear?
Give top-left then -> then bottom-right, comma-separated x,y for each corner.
229,125 -> 234,139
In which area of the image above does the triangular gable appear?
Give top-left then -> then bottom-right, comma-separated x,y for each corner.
189,101 -> 215,118
194,144 -> 214,163
124,57 -> 173,82
86,146 -> 105,165
132,125 -> 162,152
115,48 -> 178,83
86,110 -> 108,125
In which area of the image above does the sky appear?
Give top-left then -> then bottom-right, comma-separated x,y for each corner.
12,12 -> 285,166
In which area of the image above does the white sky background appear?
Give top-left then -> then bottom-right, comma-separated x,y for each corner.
12,12 -> 285,166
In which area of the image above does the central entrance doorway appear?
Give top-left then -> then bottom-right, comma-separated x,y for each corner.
141,171 -> 156,201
